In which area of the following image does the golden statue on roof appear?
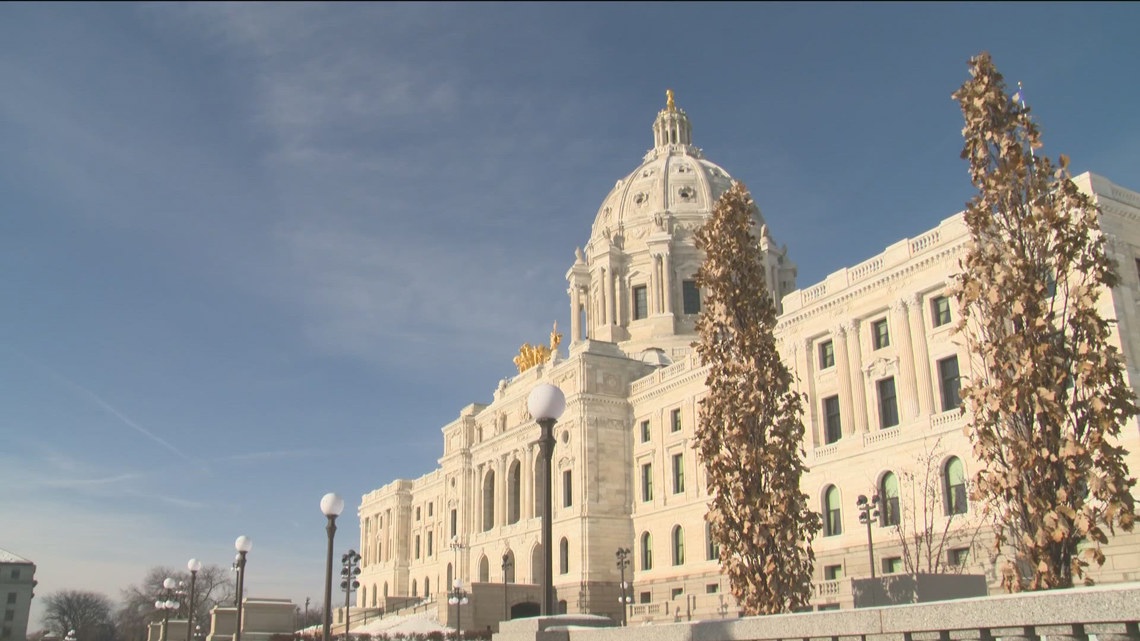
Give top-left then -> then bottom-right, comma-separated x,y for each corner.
666,89 -> 676,112
514,322 -> 563,373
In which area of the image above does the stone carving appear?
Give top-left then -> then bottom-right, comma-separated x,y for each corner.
633,192 -> 648,206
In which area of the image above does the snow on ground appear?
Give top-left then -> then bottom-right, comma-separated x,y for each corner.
354,609 -> 451,635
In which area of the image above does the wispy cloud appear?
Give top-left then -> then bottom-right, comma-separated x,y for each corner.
216,448 -> 329,463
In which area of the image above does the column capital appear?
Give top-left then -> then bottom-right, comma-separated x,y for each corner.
891,297 -> 910,314
905,291 -> 923,308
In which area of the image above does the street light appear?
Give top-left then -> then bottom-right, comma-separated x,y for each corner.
501,554 -> 513,623
321,493 -> 345,641
615,548 -> 631,626
340,550 -> 361,641
447,579 -> 469,641
64,631 -> 76,641
856,494 -> 880,578
527,383 -> 565,616
234,536 -> 252,641
186,558 -> 202,641
155,577 -> 181,641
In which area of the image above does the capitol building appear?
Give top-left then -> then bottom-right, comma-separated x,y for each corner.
351,95 -> 1140,628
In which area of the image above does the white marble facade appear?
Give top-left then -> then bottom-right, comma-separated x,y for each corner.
356,97 -> 1140,624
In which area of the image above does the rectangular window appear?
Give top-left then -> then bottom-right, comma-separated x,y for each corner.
639,592 -> 651,604
682,280 -> 701,314
3,595 -> 11,605
671,408 -> 682,432
641,463 -> 653,501
427,531 -> 433,556
672,453 -> 685,494
450,509 -> 457,538
877,377 -> 899,428
938,355 -> 961,411
415,506 -> 421,521
948,547 -> 970,567
823,564 -> 844,580
428,502 -> 433,517
7,572 -> 16,581
872,319 -> 890,349
819,340 -> 835,369
563,469 -> 573,507
705,584 -> 719,594
671,588 -> 684,600
640,420 -> 650,443
882,557 -> 903,574
414,536 -> 421,559
2,613 -> 11,623
932,296 -> 952,327
823,395 -> 842,444
633,285 -> 648,320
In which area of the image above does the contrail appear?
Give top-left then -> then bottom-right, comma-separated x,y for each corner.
13,349 -> 204,468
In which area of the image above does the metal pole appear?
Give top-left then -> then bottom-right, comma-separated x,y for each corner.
865,515 -> 876,578
344,571 -> 350,641
324,515 -> 338,641
538,417 -> 556,616
162,609 -> 170,641
234,552 -> 247,641
185,570 -> 197,641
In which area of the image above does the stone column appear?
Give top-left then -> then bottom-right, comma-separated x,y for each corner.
832,325 -> 855,437
599,268 -> 608,325
797,338 -> 818,450
906,292 -> 935,415
662,252 -> 673,315
846,319 -> 869,434
609,269 -> 618,326
892,298 -> 920,420
568,286 -> 581,346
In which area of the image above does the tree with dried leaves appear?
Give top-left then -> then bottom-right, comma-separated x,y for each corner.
952,51 -> 1138,590
889,438 -> 984,576
116,565 -> 236,641
41,590 -> 116,641
694,180 -> 820,614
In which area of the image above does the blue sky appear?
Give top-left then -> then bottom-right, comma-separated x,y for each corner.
2,2 -> 1138,627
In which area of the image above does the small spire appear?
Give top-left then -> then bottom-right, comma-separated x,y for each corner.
666,89 -> 676,112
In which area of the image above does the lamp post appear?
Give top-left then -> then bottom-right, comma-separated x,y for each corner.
447,580 -> 469,641
501,554 -> 513,624
194,625 -> 203,641
527,383 -> 565,616
321,493 -> 345,641
64,631 -> 76,641
856,494 -> 880,578
155,577 -> 181,641
234,536 -> 252,641
185,559 -> 201,641
340,550 -> 361,640
614,548 -> 631,626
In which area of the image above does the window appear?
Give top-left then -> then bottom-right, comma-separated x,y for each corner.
427,531 -> 433,556
872,319 -> 890,349
563,469 -> 573,508
633,285 -> 648,320
823,395 -> 842,444
639,592 -> 651,604
415,535 -> 420,559
482,471 -> 496,531
682,280 -> 701,314
823,485 -> 842,536
450,509 -> 457,538
559,538 -> 569,574
415,507 -> 421,521
823,564 -> 844,580
671,587 -> 684,600
948,547 -> 970,567
944,457 -> 968,515
877,377 -> 899,428
672,453 -> 685,493
672,526 -> 685,565
4,595 -> 12,605
882,557 -> 903,574
705,522 -> 720,561
641,463 -> 653,501
640,420 -> 651,443
819,340 -> 835,369
2,613 -> 10,622
670,408 -> 682,432
8,571 -> 16,580
428,502 -> 433,517
479,556 -> 490,582
640,532 -> 653,570
508,461 -> 521,524
880,472 -> 900,527
1045,270 -> 1057,297
932,296 -> 951,327
705,584 -> 719,594
938,355 -> 961,411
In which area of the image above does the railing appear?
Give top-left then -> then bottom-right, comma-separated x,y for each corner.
848,256 -> 884,283
910,229 -> 942,253
863,427 -> 900,446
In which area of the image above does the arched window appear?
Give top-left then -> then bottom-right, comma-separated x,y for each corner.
503,551 -> 515,583
507,460 -> 521,524
823,485 -> 842,536
531,545 -> 543,583
383,582 -> 389,598
672,526 -> 685,565
446,564 -> 453,592
360,586 -> 366,608
944,457 -> 968,515
411,579 -> 417,597
371,584 -> 377,607
424,577 -> 430,597
880,472 -> 900,526
705,521 -> 719,561
483,470 -> 496,532
559,537 -> 569,575
640,532 -> 653,570
479,555 -> 490,582
558,600 -> 568,614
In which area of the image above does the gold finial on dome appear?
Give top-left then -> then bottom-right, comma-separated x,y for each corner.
513,322 -> 563,373
666,89 -> 676,112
